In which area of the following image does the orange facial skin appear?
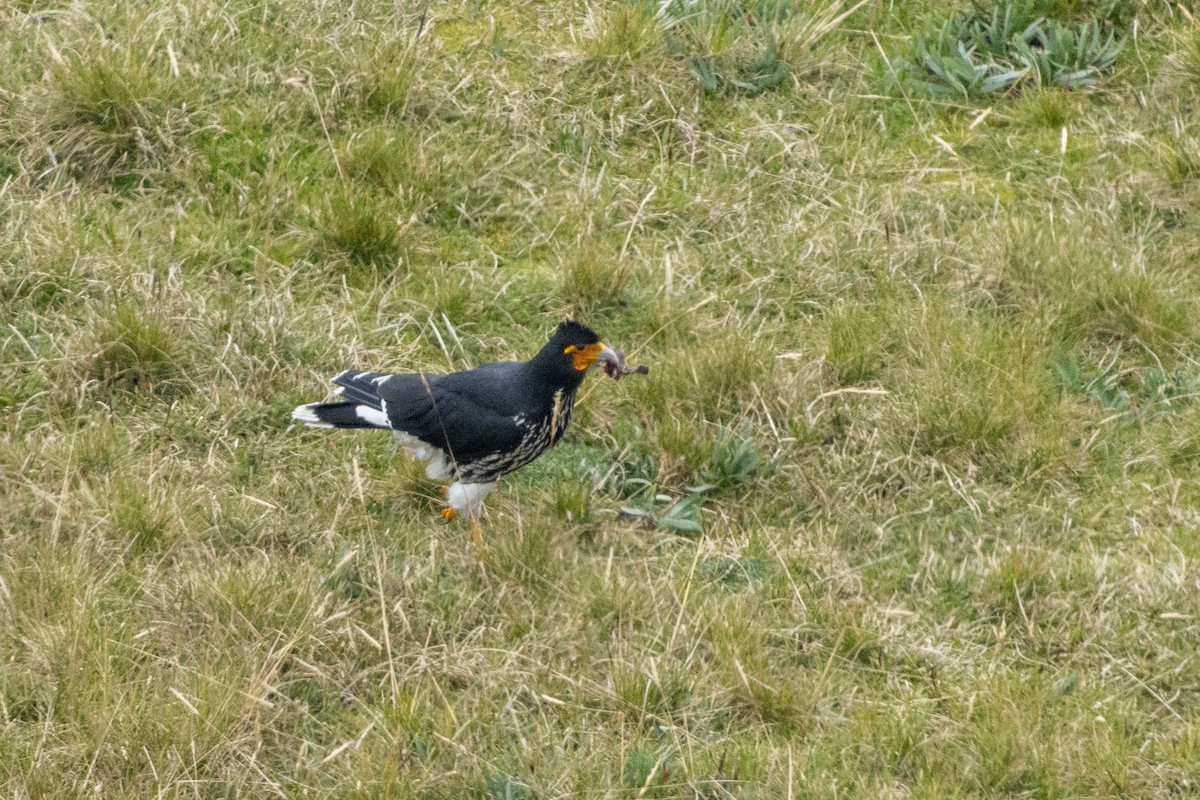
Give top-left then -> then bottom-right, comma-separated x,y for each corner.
564,342 -> 607,371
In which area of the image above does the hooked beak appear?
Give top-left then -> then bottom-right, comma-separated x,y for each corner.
595,344 -> 620,369
595,343 -> 622,378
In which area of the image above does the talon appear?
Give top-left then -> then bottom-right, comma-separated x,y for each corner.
441,507 -> 457,521
438,486 -> 449,498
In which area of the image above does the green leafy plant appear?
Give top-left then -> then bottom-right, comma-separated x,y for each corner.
686,41 -> 790,96
617,479 -> 709,534
622,747 -> 674,797
965,0 -> 1040,57
1053,347 -> 1200,417
1012,19 -> 1122,88
484,772 -> 531,800
668,0 -> 789,96
613,426 -> 762,534
590,0 -> 862,95
900,1 -> 1123,98
906,22 -> 1028,98
700,423 -> 765,492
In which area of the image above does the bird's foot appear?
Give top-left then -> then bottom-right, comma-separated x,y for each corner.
441,507 -> 457,522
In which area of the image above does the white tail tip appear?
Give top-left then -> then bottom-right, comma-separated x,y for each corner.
291,404 -> 333,428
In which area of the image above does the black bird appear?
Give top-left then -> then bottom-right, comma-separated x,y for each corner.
291,321 -> 620,540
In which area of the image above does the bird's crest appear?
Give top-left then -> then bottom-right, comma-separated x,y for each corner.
554,319 -> 600,344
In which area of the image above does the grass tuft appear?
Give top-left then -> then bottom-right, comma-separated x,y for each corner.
342,127 -> 426,194
642,325 -> 775,424
821,294 -> 909,386
106,476 -> 175,555
86,302 -> 190,397
1157,133 -> 1200,187
1180,21 -> 1200,85
32,43 -> 199,184
582,1 -> 666,61
892,306 -> 1059,465
988,218 -> 1197,352
557,241 -> 635,314
1012,86 -> 1079,127
360,35 -> 422,119
320,191 -> 402,269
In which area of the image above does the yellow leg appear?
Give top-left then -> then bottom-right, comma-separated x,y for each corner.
471,517 -> 484,550
438,498 -> 484,568
470,517 -> 486,568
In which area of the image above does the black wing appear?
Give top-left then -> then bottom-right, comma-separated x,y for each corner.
374,365 -> 529,465
332,370 -> 387,409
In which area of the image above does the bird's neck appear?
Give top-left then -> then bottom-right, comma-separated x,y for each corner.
525,350 -> 585,396
526,339 -> 561,370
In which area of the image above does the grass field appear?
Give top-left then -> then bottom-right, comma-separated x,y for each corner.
3,0 -> 1200,797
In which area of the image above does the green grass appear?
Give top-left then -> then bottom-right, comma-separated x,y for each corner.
3,0 -> 1200,797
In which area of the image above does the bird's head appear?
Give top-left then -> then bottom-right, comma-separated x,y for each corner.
529,320 -> 620,386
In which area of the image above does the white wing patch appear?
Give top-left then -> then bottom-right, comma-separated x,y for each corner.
355,405 -> 389,427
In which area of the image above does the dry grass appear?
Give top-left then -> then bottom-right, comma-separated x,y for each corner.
3,0 -> 1200,797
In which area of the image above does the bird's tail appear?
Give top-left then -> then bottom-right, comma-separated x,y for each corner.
291,402 -> 390,429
